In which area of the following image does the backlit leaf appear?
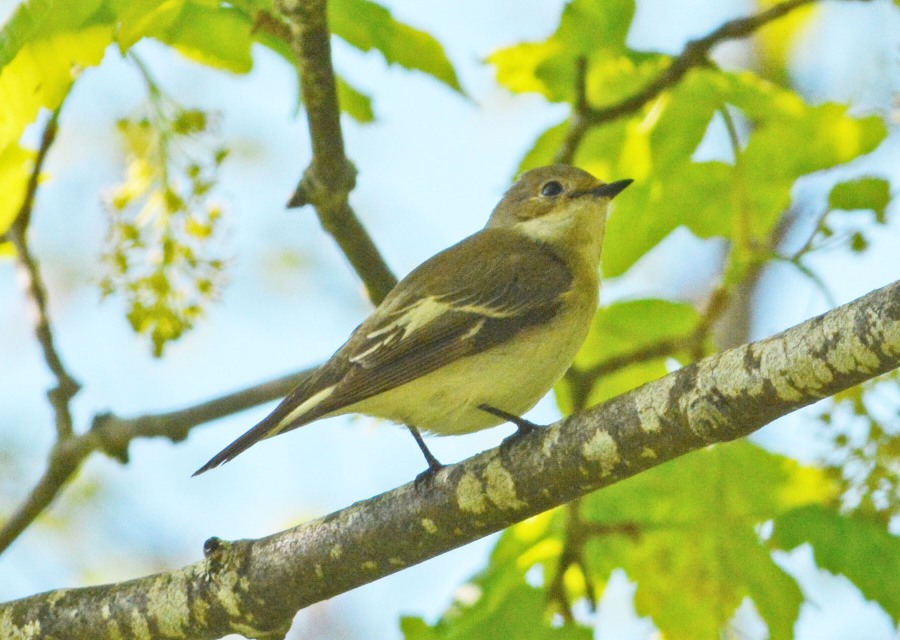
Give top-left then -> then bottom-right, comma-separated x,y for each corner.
489,0 -> 636,102
150,2 -> 254,73
828,177 -> 891,223
557,299 -> 699,412
0,143 -> 33,242
423,443 -> 837,639
771,505 -> 900,619
578,442 -> 835,639
329,0 -> 461,93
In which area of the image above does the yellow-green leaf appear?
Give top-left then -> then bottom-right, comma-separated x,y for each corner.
428,443 -> 838,639
329,0 -> 462,93
0,0 -> 105,69
557,299 -> 699,412
111,0 -> 184,51
0,143 -> 33,241
336,76 -> 374,123
151,2 -> 254,73
577,70 -> 888,277
579,442 -> 837,639
0,24 -> 112,147
771,505 -> 900,619
489,0 -> 636,103
828,177 -> 891,223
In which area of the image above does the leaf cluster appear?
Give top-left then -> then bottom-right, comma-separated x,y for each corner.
100,69 -> 228,356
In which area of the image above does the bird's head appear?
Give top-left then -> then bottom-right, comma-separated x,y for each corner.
487,165 -> 632,259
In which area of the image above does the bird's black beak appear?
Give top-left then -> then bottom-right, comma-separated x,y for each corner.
591,179 -> 633,199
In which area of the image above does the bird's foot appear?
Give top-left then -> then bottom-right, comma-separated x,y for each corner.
414,460 -> 445,491
478,404 -> 543,449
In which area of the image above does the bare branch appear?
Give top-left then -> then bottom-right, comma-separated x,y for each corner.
90,367 -> 314,462
0,107 -> 87,554
553,57 -> 590,165
0,436 -> 93,553
4,107 -> 80,439
0,365 -> 314,555
278,0 -> 397,304
555,0 -> 818,164
3,280 -> 897,640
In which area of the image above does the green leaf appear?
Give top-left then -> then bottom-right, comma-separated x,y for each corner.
402,585 -> 591,640
578,442 -> 836,639
149,2 -> 254,73
771,505 -> 900,619
0,0 -> 105,69
557,299 -> 699,412
329,0 -> 462,93
0,143 -> 33,242
575,299 -> 699,370
581,70 -> 888,277
429,443 -> 839,639
0,21 -> 112,148
336,76 -> 374,123
489,0 -> 636,102
0,0 -> 111,240
738,106 -> 886,240
110,0 -> 184,51
402,510 -> 591,639
828,177 -> 891,223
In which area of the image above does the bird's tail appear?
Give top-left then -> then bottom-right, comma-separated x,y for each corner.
192,410 -> 283,476
192,390 -> 318,476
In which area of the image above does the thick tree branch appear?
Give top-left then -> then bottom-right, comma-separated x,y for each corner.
554,0 -> 817,164
3,280 -> 897,640
278,0 -> 397,303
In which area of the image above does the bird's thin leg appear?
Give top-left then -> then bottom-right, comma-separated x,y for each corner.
407,426 -> 443,483
478,403 -> 542,438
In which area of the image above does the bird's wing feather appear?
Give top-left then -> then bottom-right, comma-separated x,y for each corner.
193,229 -> 573,474
307,229 -> 574,416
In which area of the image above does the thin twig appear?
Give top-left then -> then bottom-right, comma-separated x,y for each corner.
90,367 -> 314,462
554,57 -> 590,165
555,0 -> 818,163
4,107 -> 80,438
0,365 -> 314,555
277,0 -> 397,304
0,436 -> 93,553
0,107 -> 86,554
565,284 -> 733,409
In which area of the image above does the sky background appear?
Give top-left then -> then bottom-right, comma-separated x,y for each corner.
1,0 -> 899,638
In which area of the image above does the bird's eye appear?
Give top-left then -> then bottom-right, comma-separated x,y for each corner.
541,181 -> 564,197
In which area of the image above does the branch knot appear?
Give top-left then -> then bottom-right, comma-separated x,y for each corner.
288,160 -> 357,209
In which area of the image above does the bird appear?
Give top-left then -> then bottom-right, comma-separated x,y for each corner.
194,165 -> 632,478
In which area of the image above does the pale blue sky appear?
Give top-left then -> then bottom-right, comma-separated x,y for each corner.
1,1 -> 898,638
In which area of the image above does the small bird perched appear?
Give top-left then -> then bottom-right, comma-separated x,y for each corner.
194,165 -> 631,477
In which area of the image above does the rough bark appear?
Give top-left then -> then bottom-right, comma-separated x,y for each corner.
1,279 -> 898,640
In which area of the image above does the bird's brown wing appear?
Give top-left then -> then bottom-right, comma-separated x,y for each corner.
193,229 -> 573,475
